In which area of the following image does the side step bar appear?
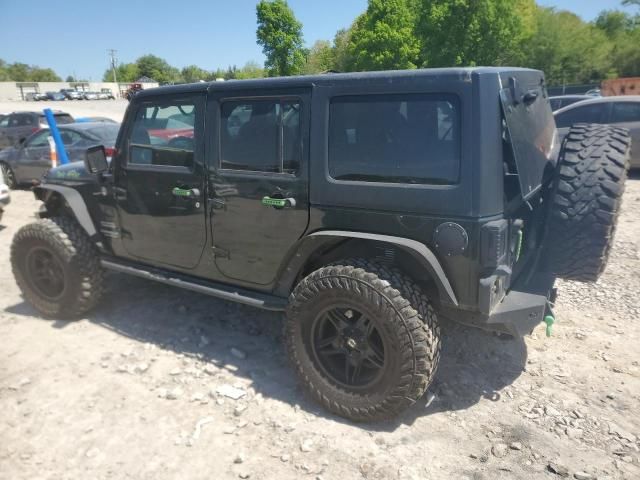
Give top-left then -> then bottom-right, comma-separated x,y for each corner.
100,259 -> 288,311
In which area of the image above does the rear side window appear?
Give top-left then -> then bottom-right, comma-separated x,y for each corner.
328,94 -> 460,185
39,114 -> 74,125
611,102 -> 640,123
128,101 -> 198,168
554,104 -> 607,128
220,99 -> 301,173
9,114 -> 32,127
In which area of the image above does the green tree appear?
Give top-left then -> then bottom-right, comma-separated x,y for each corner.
29,68 -> 61,82
181,65 -> 210,83
236,61 -> 265,79
521,7 -> 612,85
332,28 -> 353,72
304,40 -> 335,74
595,10 -> 640,78
256,0 -> 306,76
103,62 -> 139,82
6,62 -> 30,81
136,54 -> 182,84
417,0 -> 533,67
347,0 -> 420,71
595,10 -> 635,37
0,61 -> 62,82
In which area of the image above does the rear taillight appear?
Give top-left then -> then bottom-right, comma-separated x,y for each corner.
32,127 -> 40,133
104,147 -> 116,161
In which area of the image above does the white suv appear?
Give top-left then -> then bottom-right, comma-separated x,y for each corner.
0,167 -> 10,222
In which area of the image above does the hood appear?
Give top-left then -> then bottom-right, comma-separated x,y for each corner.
44,160 -> 93,183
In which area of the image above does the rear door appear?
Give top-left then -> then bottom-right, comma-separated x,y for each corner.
500,74 -> 557,200
609,101 -> 640,167
113,93 -> 208,270
206,88 -> 310,286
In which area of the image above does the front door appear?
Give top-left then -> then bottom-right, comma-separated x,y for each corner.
16,129 -> 50,181
207,89 -> 310,286
113,93 -> 207,270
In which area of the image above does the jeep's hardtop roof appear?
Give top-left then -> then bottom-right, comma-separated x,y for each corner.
135,67 -> 542,98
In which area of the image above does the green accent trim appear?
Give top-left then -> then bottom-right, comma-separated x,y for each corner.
544,315 -> 555,338
261,196 -> 287,208
172,187 -> 192,197
515,229 -> 523,262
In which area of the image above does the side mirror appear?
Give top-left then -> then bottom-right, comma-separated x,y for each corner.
18,137 -> 26,146
84,145 -> 109,174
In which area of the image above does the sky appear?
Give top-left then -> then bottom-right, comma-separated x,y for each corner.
0,0 -> 637,81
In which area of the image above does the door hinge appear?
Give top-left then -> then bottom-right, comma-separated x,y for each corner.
211,246 -> 230,259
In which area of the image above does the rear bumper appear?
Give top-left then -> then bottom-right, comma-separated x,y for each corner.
486,272 -> 556,336
442,272 -> 556,336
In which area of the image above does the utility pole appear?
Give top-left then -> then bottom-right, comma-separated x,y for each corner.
108,49 -> 118,84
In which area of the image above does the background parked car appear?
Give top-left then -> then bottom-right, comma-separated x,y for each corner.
0,165 -> 9,222
0,111 -> 74,150
83,92 -> 99,100
60,89 -> 83,100
0,122 -> 120,188
554,96 -> 640,168
24,92 -> 48,101
45,92 -> 66,101
549,95 -> 593,112
100,88 -> 116,99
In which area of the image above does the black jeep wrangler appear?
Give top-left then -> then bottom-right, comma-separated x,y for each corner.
10,68 -> 630,421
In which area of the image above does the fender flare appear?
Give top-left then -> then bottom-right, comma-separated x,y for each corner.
275,230 -> 458,307
34,184 -> 97,237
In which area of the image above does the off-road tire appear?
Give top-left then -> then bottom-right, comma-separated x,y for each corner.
11,216 -> 104,319
544,124 -> 631,282
286,258 -> 440,422
1,162 -> 17,189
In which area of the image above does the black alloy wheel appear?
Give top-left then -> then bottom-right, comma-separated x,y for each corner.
310,305 -> 386,389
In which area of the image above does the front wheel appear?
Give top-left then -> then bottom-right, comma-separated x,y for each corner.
11,217 -> 104,319
286,259 -> 440,422
1,163 -> 17,189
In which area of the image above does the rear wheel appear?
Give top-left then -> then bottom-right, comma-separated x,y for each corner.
286,259 -> 440,422
544,124 -> 631,282
11,217 -> 104,318
1,163 -> 17,189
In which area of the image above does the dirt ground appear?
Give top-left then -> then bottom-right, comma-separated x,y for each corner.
0,100 -> 128,123
0,177 -> 639,480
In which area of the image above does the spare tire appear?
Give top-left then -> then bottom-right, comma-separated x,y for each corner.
544,124 -> 631,282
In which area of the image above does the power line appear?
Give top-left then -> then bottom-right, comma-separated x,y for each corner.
108,49 -> 118,84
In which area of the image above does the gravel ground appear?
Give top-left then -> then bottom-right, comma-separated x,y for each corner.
0,100 -> 128,123
0,176 -> 639,480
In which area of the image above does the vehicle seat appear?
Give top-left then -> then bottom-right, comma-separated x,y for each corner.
130,124 -> 152,165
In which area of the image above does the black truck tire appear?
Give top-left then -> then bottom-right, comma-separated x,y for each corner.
11,216 -> 104,319
285,258 -> 440,422
545,124 -> 631,282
